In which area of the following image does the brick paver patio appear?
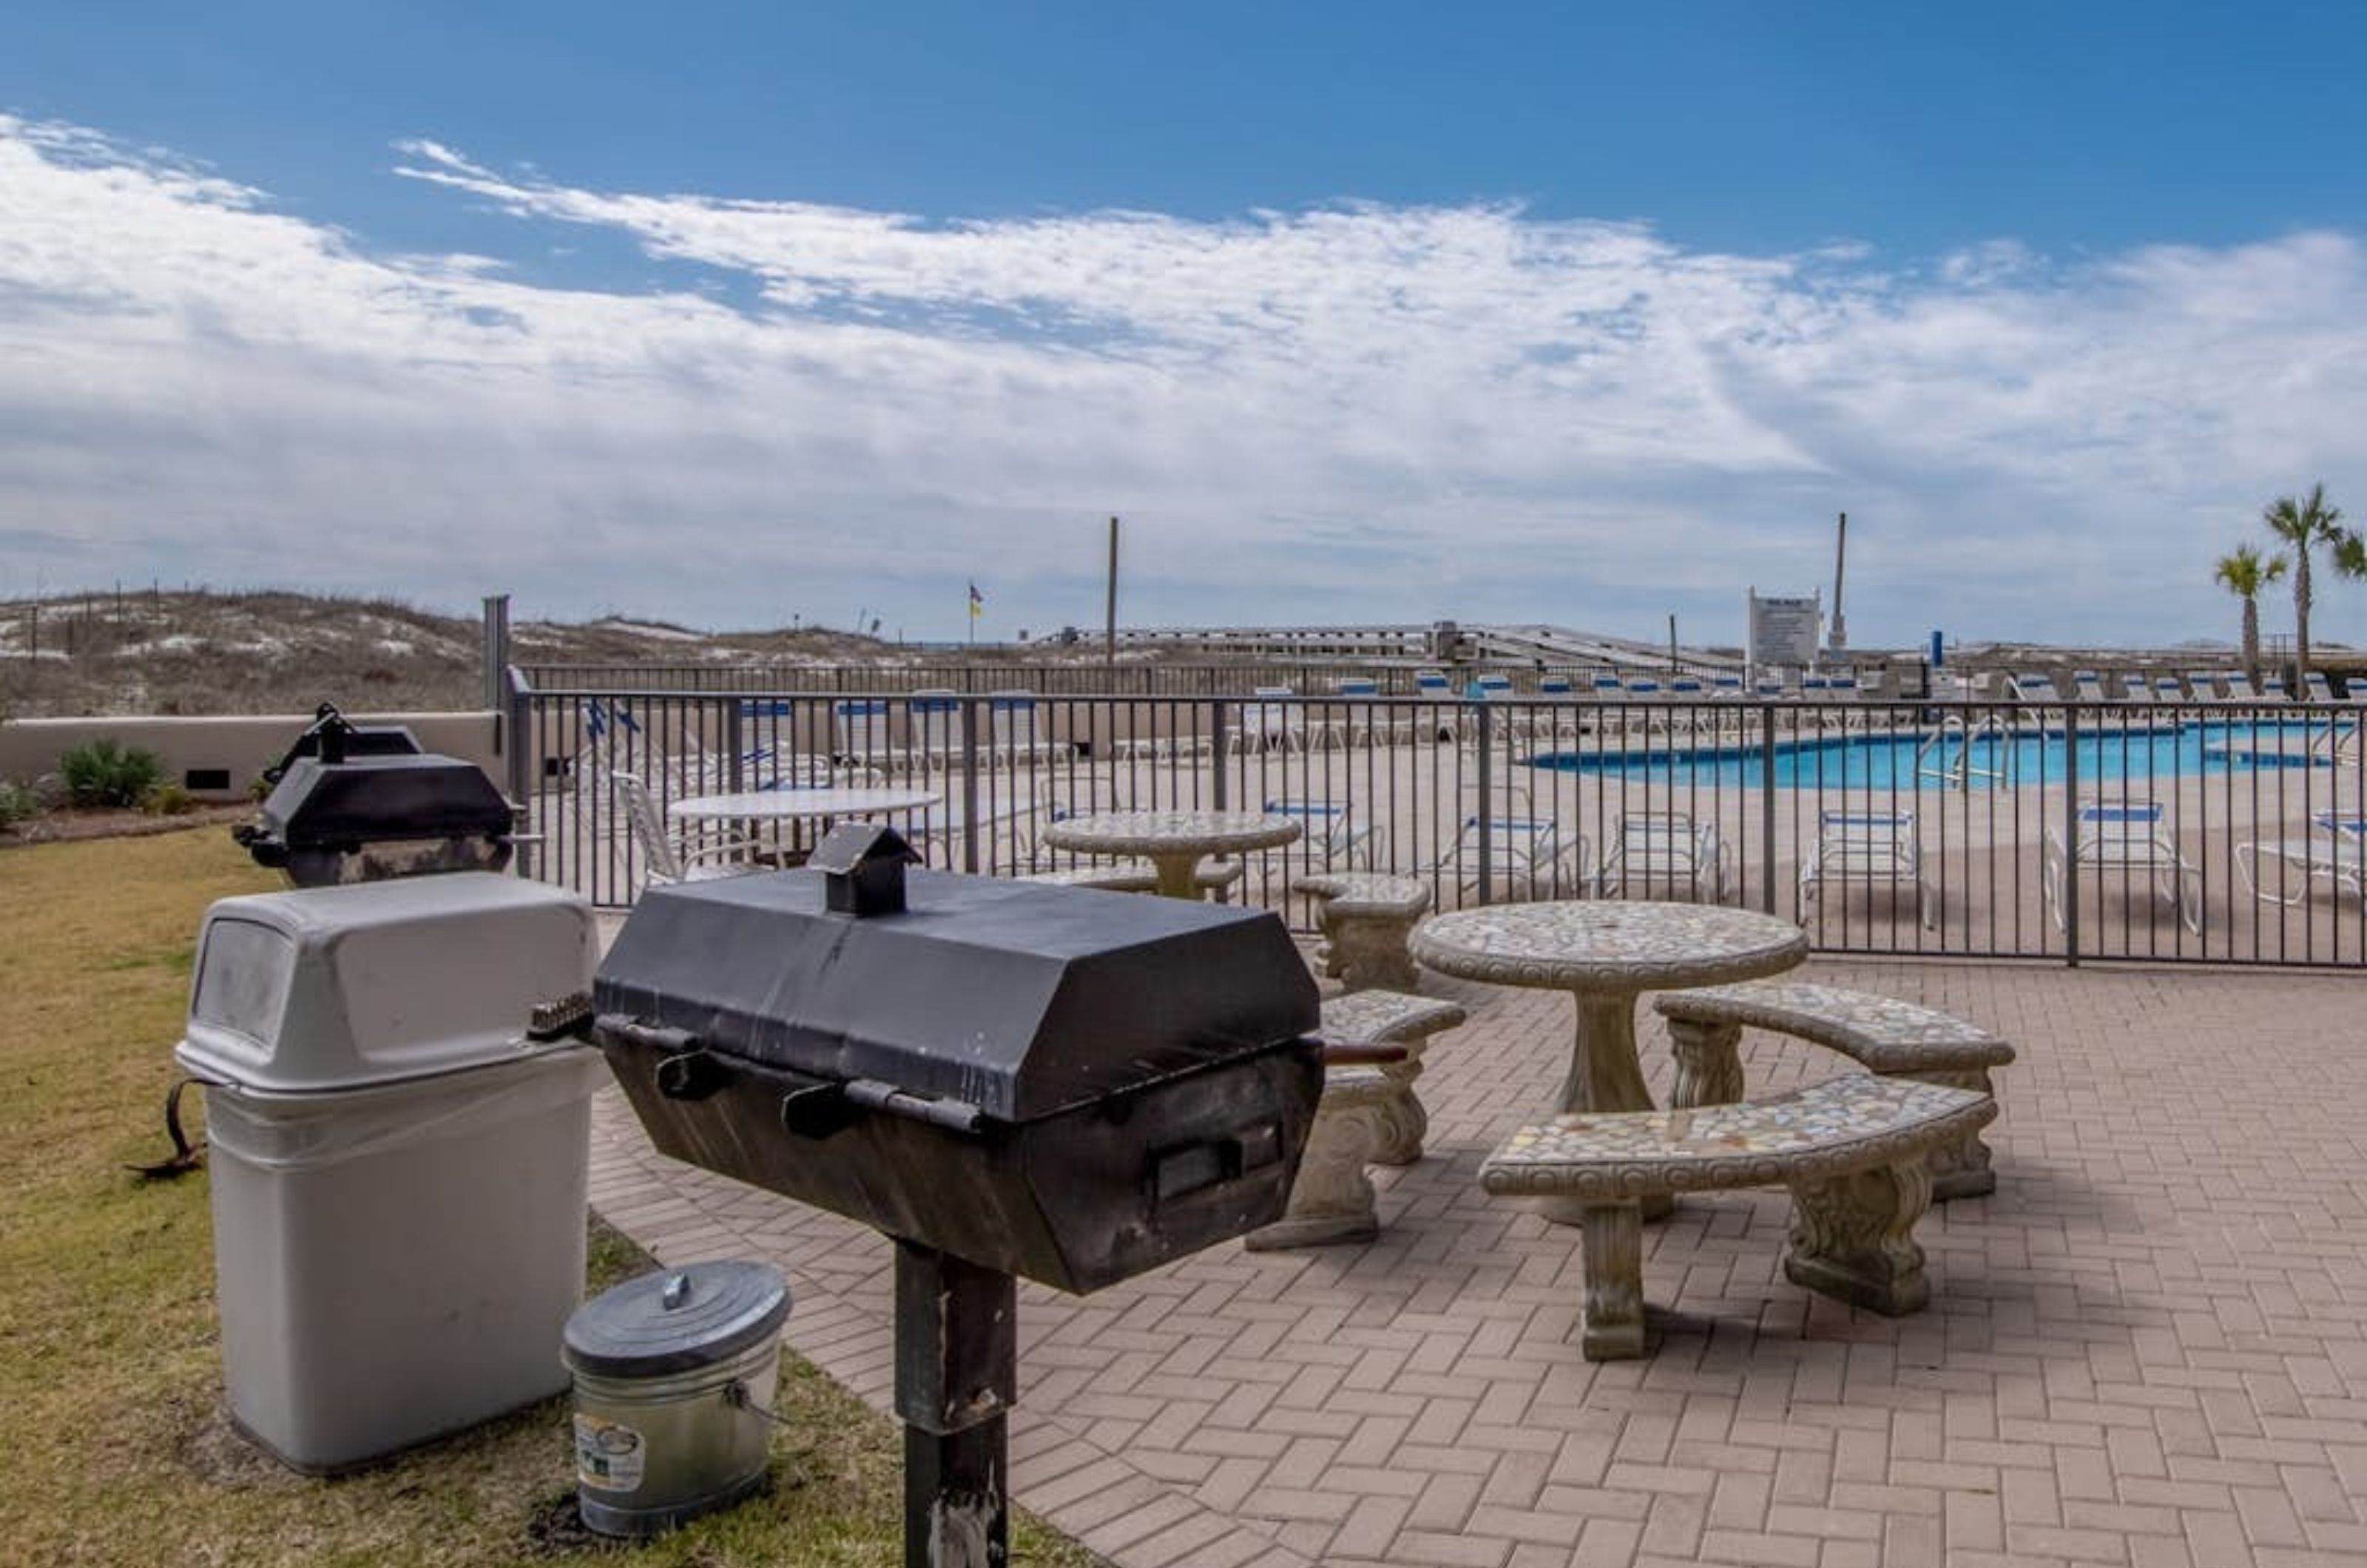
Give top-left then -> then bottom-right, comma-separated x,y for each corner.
585,944 -> 2367,1567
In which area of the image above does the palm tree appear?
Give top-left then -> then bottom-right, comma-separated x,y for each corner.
2213,544 -> 2287,683
2260,484 -> 2361,689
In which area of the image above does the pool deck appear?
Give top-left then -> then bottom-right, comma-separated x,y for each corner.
587,931 -> 2367,1567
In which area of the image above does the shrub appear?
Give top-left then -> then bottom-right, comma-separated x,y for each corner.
141,782 -> 195,817
0,779 -> 38,830
58,738 -> 166,809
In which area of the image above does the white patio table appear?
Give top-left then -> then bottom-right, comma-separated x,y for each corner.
669,785 -> 940,864
1040,809 -> 1301,899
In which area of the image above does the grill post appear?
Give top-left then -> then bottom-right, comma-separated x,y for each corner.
895,1241 -> 1016,1568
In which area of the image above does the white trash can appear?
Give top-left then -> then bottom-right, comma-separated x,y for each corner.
177,872 -> 605,1473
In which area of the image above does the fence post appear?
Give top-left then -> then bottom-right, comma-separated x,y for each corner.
1209,701 -> 1229,810
1760,705 -> 1778,916
2062,706 -> 2080,967
505,667 -> 536,880
725,698 -> 746,794
1476,703 -> 1495,906
960,697 -> 982,872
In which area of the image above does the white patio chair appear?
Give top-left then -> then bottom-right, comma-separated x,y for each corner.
1799,808 -> 1934,929
2008,672 -> 2064,703
2222,671 -> 2263,701
612,772 -> 765,888
2069,670 -> 2109,703
2303,671 -> 2339,703
2042,797 -> 2202,934
2184,671 -> 2226,702
1587,812 -> 1732,902
2152,676 -> 2186,703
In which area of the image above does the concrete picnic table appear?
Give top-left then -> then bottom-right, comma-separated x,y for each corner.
1039,809 -> 1301,899
1411,900 -> 1809,1220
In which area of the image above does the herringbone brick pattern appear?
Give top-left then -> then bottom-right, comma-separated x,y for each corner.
587,947 -> 2367,1566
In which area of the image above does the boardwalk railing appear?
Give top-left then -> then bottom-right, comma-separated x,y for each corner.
510,677 -> 2367,967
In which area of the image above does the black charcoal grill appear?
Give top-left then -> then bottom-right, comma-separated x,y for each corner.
234,703 -> 521,885
584,824 -> 1323,1566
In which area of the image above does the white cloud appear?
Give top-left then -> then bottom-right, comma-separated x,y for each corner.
2,113 -> 2364,646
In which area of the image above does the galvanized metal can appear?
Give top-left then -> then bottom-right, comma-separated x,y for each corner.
561,1260 -> 791,1537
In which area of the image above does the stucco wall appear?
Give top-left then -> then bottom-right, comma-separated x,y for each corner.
0,712 -> 502,801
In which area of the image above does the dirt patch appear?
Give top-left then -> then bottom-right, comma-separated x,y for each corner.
178,1404 -> 303,1493
1,803 -> 251,849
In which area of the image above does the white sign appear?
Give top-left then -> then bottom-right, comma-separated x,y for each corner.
1748,590 -> 1822,670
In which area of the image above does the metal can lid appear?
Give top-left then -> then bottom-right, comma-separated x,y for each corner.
562,1261 -> 791,1378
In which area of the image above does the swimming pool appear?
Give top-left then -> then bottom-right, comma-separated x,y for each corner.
1530,719 -> 2354,789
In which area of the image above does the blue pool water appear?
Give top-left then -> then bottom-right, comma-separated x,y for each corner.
1531,720 -> 2352,789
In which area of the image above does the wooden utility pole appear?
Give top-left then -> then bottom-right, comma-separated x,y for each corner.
1829,511 -> 1848,652
1104,516 -> 1120,668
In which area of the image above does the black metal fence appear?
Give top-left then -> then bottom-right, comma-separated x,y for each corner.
510,677 -> 2367,967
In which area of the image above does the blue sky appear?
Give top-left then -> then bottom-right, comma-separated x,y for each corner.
3,1 -> 2365,646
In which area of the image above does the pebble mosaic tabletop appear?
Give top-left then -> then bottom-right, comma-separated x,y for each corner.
1040,810 -> 1304,856
1412,899 -> 1809,992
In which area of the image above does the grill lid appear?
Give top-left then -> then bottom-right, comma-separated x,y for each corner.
239,751 -> 516,863
593,868 -> 1320,1124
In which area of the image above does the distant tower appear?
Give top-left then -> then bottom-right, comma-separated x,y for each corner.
1829,512 -> 1848,653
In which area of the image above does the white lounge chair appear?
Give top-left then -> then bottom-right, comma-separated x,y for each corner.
2184,671 -> 2225,702
612,772 -> 765,888
987,692 -> 1064,767
833,698 -> 897,774
2303,672 -> 2339,703
906,690 -> 967,771
2237,810 -> 2367,907
1800,808 -> 1934,928
2069,671 -> 2109,703
2042,797 -> 2201,934
1588,812 -> 1732,902
1235,686 -> 1305,754
1263,798 -> 1376,870
1428,811 -> 1582,896
2152,676 -> 2185,703
2224,671 -> 2264,701
2008,672 -> 2064,703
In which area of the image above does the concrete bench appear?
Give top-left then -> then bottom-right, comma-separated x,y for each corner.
1244,993 -> 1468,1251
1316,989 -> 1468,1164
1481,1075 -> 1996,1359
1653,980 -> 2014,1200
1294,872 -> 1431,991
1245,1066 -> 1394,1251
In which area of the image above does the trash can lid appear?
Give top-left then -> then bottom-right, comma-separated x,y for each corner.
563,1261 -> 791,1378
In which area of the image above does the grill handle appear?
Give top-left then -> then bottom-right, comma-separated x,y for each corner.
843,1078 -> 985,1134
779,1077 -> 987,1140
1318,1040 -> 1410,1067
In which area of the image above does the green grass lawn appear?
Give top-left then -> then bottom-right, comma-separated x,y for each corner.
0,829 -> 1099,1567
